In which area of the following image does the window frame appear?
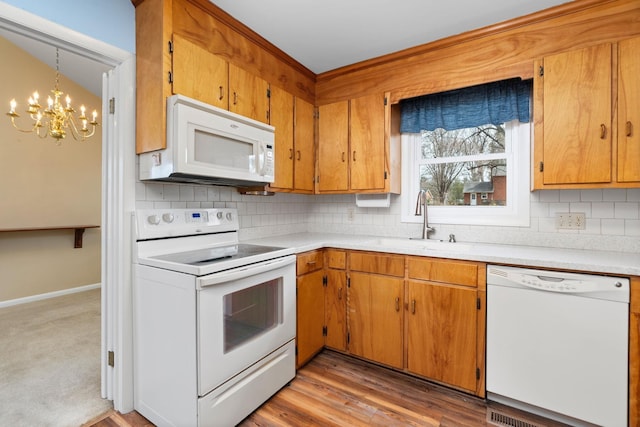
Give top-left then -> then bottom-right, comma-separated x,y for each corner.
400,120 -> 531,226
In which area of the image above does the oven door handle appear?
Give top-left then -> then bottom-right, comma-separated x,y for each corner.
197,255 -> 295,288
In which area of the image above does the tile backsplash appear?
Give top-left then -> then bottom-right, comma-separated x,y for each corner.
136,182 -> 640,253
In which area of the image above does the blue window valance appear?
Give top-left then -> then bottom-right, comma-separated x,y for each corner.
400,78 -> 533,133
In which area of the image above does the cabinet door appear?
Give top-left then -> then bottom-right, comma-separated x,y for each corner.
348,272 -> 403,368
407,281 -> 478,392
325,269 -> 347,351
229,63 -> 270,124
297,269 -> 325,367
269,86 -> 294,190
172,34 -> 228,110
618,37 -> 640,183
350,93 -> 386,191
294,97 -> 316,192
541,43 -> 612,184
318,101 -> 349,192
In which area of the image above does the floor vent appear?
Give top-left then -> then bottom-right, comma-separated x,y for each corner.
487,409 -> 541,427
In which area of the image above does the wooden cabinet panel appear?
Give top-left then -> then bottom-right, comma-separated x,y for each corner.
296,250 -> 324,275
293,97 -> 316,192
326,249 -> 346,270
348,272 -> 403,368
349,252 -> 404,277
407,281 -> 478,392
229,63 -> 270,124
325,269 -> 347,351
269,86 -> 295,190
297,269 -> 325,367
317,101 -> 349,192
350,93 -> 386,191
172,34 -> 228,109
542,43 -> 612,184
618,37 -> 640,183
407,257 -> 478,287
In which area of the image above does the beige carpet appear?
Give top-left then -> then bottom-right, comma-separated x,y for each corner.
0,288 -> 112,426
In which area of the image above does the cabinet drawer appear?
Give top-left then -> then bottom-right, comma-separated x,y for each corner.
326,249 -> 346,269
297,250 -> 324,275
408,257 -> 478,287
349,252 -> 405,277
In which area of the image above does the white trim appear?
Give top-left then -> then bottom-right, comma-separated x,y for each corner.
401,121 -> 531,226
0,283 -> 101,308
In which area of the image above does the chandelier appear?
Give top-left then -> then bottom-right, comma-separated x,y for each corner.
6,48 -> 99,143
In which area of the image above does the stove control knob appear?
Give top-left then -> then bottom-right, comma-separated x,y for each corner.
226,212 -> 233,221
216,211 -> 223,220
147,214 -> 161,225
162,213 -> 175,223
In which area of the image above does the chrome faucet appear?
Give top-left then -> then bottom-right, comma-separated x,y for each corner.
414,189 -> 435,239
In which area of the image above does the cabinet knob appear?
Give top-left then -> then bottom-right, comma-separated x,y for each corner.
626,121 -> 633,137
341,152 -> 345,162
411,299 -> 416,314
218,86 -> 224,101
297,150 -> 301,161
338,287 -> 342,300
233,92 -> 238,105
289,148 -> 293,160
600,124 -> 607,139
395,297 -> 400,312
353,150 -> 357,162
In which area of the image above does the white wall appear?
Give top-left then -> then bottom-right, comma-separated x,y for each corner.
135,182 -> 640,253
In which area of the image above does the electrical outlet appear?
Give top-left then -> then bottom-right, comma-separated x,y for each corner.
347,207 -> 355,221
556,212 -> 586,230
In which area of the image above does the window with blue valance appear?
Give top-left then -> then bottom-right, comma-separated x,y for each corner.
400,78 -> 533,133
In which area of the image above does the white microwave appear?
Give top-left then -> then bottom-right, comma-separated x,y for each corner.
139,94 -> 275,187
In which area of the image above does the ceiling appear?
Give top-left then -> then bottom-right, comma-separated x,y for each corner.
209,0 -> 571,74
0,28 -> 110,98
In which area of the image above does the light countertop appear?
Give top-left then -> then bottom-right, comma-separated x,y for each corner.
245,233 -> 640,277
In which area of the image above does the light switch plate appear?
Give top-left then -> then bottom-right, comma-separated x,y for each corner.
556,212 -> 586,230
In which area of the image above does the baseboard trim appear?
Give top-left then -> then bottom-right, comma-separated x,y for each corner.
0,283 -> 101,308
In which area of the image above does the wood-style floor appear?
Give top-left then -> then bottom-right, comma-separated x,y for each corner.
88,350 -> 563,427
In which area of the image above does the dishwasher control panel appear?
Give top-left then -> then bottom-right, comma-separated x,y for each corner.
487,265 -> 629,302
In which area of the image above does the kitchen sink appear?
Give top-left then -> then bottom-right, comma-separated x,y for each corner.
365,237 -> 473,252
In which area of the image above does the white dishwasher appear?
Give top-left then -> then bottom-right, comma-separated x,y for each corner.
486,265 -> 629,427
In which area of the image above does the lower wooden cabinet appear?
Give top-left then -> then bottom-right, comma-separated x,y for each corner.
406,281 -> 478,392
295,249 -> 486,397
348,271 -> 404,369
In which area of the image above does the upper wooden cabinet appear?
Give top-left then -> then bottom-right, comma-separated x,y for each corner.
618,37 -> 640,183
172,34 -> 228,110
317,93 -> 397,193
134,0 -> 315,154
268,90 -> 315,193
533,37 -> 640,189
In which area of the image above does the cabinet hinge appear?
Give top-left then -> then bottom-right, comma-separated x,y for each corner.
108,350 -> 115,367
168,71 -> 173,84
476,367 -> 481,380
539,161 -> 544,172
109,98 -> 115,114
322,326 -> 327,336
384,96 -> 388,106
168,40 -> 173,53
347,277 -> 351,288
538,65 -> 544,77
266,88 -> 271,98
384,171 -> 388,180
323,275 -> 328,287
347,332 -> 350,344
295,345 -> 298,356
477,298 -> 481,310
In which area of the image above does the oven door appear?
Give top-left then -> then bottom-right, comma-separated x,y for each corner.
196,255 -> 296,396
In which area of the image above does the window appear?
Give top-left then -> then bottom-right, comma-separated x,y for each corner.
401,120 -> 530,226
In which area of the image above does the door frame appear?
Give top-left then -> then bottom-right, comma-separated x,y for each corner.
0,3 -> 136,412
